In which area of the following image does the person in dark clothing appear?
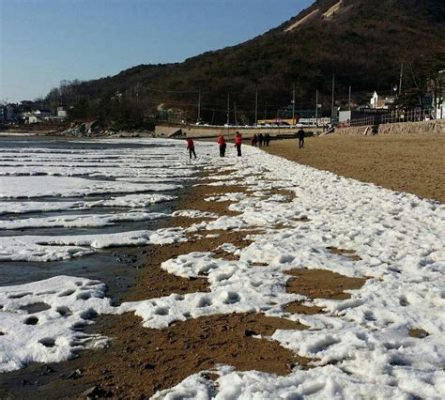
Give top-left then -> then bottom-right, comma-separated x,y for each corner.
258,133 -> 264,147
217,135 -> 226,157
297,129 -> 305,149
251,134 -> 258,147
264,133 -> 271,146
234,132 -> 242,156
186,138 -> 197,159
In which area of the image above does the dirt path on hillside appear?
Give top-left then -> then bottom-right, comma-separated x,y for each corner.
263,134 -> 445,203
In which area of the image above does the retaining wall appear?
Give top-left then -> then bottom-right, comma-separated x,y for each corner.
155,123 -> 322,139
334,120 -> 445,136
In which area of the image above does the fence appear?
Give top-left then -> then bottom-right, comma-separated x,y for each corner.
380,110 -> 432,124
348,116 -> 376,127
346,109 -> 432,127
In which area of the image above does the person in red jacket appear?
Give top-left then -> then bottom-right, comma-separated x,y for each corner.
234,131 -> 242,156
217,135 -> 226,157
186,138 -> 197,159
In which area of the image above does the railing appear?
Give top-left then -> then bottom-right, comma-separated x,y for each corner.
380,110 -> 431,124
348,116 -> 376,127
345,109 -> 433,127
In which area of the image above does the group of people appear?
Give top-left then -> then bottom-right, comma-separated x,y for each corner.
186,131 -> 244,159
187,129 -> 305,159
250,133 -> 270,147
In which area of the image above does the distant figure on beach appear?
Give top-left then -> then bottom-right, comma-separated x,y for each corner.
234,131 -> 242,156
297,129 -> 305,149
217,135 -> 226,157
264,133 -> 271,146
258,133 -> 264,147
186,138 -> 197,159
251,134 -> 258,147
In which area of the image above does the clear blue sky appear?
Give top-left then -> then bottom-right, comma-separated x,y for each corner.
0,0 -> 313,102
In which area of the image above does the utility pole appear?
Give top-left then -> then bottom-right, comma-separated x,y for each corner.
254,86 -> 258,126
331,74 -> 336,121
226,93 -> 230,126
234,102 -> 237,125
399,63 -> 404,97
348,86 -> 352,111
315,89 -> 319,125
135,82 -> 140,105
197,88 -> 201,122
292,82 -> 296,125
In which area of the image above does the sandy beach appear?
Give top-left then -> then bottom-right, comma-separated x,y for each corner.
264,134 -> 445,203
1,134 -> 444,399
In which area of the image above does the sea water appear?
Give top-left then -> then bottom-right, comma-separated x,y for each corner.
0,136 -> 194,297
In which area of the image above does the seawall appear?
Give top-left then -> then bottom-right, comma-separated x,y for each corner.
333,120 -> 445,136
154,123 -> 323,139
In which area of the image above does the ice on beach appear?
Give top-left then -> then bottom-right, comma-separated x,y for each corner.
0,211 -> 169,230
0,276 -> 113,372
152,364 -> 427,400
0,228 -> 186,262
172,209 -> 219,219
0,194 -> 177,215
0,176 -> 180,199
129,145 -> 445,398
1,138 -> 445,399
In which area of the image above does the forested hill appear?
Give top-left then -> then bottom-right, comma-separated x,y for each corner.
48,0 -> 445,127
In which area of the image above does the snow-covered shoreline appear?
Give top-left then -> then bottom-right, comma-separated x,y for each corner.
1,138 -> 444,399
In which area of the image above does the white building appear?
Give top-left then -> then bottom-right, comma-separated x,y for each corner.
370,92 -> 379,109
26,115 -> 44,124
57,106 -> 67,118
22,109 -> 50,124
370,92 -> 395,110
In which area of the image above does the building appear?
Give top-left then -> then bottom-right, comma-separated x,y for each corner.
22,109 -> 51,124
57,106 -> 68,118
25,114 -> 44,124
33,109 -> 51,119
370,92 -> 395,110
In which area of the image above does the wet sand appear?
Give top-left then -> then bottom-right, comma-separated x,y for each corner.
264,134 -> 445,203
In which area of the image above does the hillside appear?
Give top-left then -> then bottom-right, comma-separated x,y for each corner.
49,0 -> 445,127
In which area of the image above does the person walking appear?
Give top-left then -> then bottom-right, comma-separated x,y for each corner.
217,135 -> 227,157
258,133 -> 264,147
186,138 -> 197,159
264,133 -> 271,146
251,134 -> 258,147
297,128 -> 305,149
234,131 -> 242,156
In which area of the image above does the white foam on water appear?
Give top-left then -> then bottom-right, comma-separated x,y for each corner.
0,211 -> 169,230
0,194 -> 177,215
0,176 -> 180,199
0,138 -> 192,262
0,228 -> 186,262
